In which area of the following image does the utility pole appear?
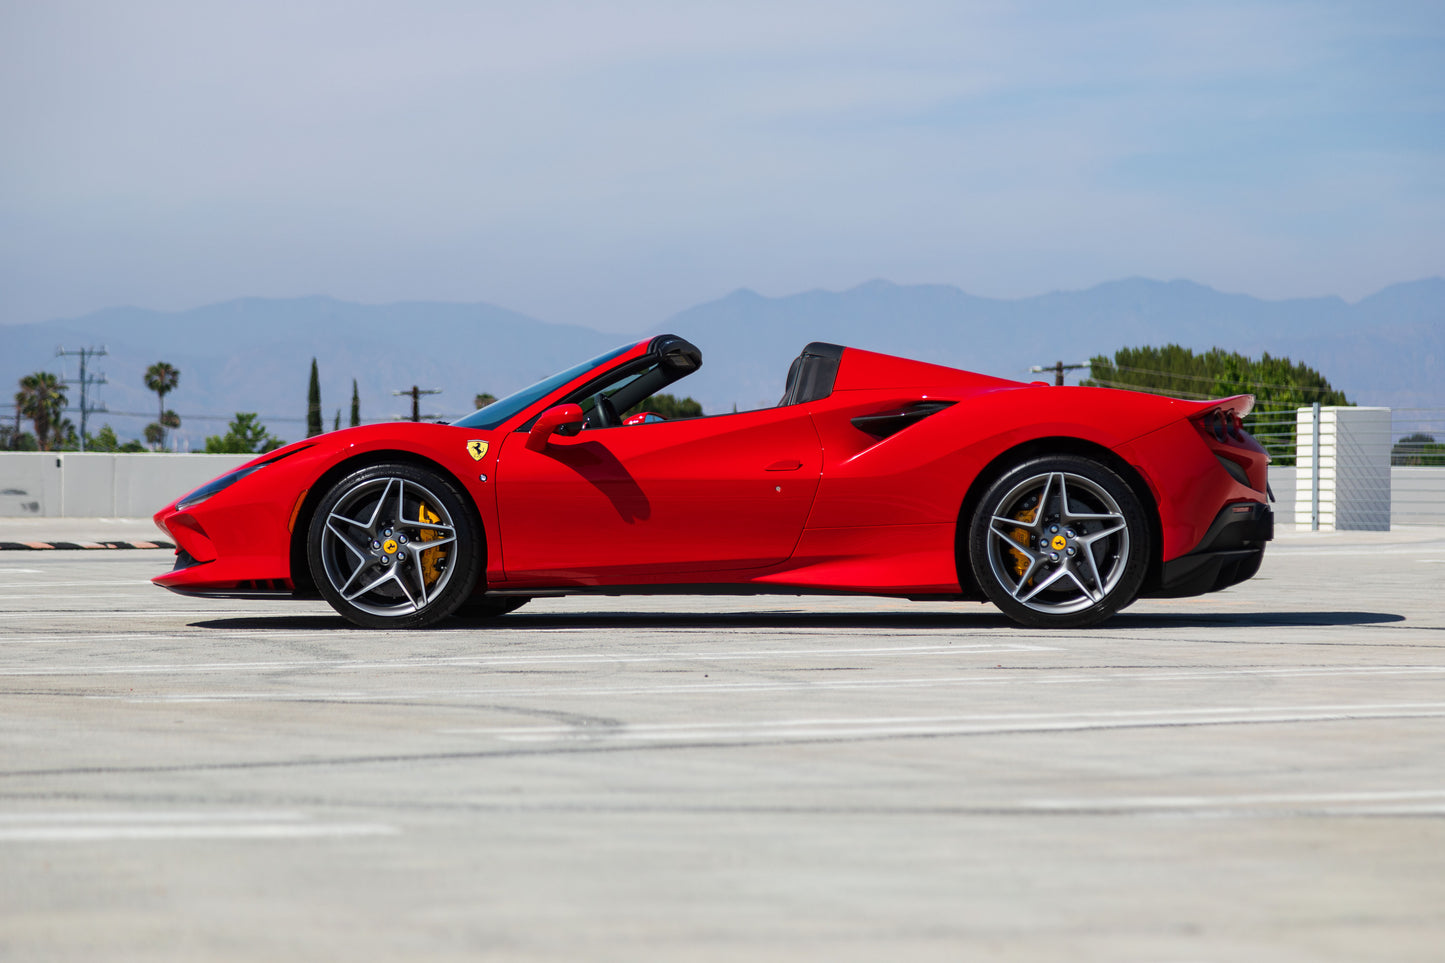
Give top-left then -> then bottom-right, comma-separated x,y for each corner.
56,345 -> 108,452
1029,360 -> 1088,386
393,386 -> 442,421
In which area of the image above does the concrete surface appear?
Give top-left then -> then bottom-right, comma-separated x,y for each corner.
1,528 -> 1443,961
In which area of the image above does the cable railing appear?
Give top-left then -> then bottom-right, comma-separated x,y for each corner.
1264,406 -> 1445,528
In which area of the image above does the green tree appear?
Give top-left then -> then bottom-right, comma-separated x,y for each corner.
88,425 -> 122,452
623,393 -> 704,420
16,372 -> 68,452
474,392 -> 497,410
144,423 -> 165,448
86,424 -> 142,452
144,362 -> 180,448
1084,345 -> 1349,407
1083,345 -> 1350,465
1391,433 -> 1445,467
307,358 -> 322,437
2,427 -> 39,450
50,418 -> 78,451
350,379 -> 361,427
205,412 -> 284,454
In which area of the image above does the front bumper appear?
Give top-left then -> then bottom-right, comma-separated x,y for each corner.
1149,501 -> 1273,598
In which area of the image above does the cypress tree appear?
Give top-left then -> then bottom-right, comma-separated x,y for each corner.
306,358 -> 322,437
350,379 -> 360,427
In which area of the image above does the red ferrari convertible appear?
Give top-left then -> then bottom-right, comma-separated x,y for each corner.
153,335 -> 1272,628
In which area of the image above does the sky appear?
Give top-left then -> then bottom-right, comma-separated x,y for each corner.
2,0 -> 1441,333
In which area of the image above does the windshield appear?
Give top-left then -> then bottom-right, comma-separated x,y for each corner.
451,343 -> 637,430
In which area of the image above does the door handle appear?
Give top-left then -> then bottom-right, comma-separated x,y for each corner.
765,459 -> 803,471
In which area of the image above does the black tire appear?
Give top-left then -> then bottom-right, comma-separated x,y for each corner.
452,596 -> 531,619
968,455 -> 1150,628
307,462 -> 481,628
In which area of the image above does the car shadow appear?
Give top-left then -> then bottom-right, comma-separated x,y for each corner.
189,608 -> 1405,632
1110,610 -> 1405,629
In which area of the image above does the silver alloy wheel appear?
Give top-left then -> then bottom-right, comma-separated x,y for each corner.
983,470 -> 1131,616
318,474 -> 460,618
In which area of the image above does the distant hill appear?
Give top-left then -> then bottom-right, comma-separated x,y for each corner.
0,297 -> 621,449
1,278 -> 1440,449
657,277 -> 1445,412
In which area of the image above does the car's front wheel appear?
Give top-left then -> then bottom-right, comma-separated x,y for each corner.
968,455 -> 1150,628
308,462 -> 480,628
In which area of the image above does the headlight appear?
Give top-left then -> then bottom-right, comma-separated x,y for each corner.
175,446 -> 308,510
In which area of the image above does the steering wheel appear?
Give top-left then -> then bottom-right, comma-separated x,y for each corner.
589,392 -> 620,428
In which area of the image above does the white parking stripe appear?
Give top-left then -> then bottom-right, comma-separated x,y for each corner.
0,642 -> 1059,675
113,664 -> 1445,703
432,703 -> 1445,744
0,811 -> 397,842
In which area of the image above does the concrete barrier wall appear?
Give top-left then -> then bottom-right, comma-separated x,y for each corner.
0,453 -> 252,518
1269,467 -> 1298,527
1390,467 -> 1445,526
1270,465 -> 1443,529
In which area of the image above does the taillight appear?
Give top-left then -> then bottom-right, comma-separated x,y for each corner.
1192,399 -> 1267,492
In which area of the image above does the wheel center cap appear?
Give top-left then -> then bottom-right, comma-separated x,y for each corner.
1050,534 -> 1068,551
382,538 -> 399,554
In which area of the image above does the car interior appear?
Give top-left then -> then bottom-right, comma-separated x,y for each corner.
570,338 -> 847,429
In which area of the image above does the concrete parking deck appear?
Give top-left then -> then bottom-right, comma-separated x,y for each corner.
1,527 -> 1442,961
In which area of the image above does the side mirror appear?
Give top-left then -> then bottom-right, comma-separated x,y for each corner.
526,403 -> 586,451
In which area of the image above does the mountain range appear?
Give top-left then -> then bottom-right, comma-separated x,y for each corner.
2,277 -> 1441,450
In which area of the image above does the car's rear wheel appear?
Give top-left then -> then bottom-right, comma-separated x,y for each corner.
308,462 -> 480,628
968,455 -> 1149,628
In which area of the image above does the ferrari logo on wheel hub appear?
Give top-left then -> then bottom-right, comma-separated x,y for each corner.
382,538 -> 399,554
1051,534 -> 1067,551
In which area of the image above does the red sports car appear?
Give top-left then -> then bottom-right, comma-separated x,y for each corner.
153,335 -> 1272,629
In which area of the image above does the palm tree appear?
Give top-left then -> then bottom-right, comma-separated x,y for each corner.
144,362 -> 180,449
16,372 -> 68,452
50,417 -> 77,451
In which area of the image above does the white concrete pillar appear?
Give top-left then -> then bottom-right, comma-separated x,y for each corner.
1295,406 -> 1392,531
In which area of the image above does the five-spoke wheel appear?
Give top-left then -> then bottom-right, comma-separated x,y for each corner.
307,463 -> 480,628
968,455 -> 1150,628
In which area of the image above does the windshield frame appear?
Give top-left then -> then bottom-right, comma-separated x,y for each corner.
451,342 -> 638,431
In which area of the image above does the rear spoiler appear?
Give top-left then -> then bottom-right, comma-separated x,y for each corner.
1185,394 -> 1255,420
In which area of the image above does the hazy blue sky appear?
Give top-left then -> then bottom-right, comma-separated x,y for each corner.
2,0 -> 1441,332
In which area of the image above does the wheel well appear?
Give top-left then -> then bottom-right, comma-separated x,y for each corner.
953,437 -> 1164,597
288,450 -> 486,597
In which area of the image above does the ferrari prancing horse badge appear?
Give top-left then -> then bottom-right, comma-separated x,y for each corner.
467,440 -> 488,461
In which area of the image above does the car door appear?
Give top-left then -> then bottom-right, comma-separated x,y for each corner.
494,408 -> 822,582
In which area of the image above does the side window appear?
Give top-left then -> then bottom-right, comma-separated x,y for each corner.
573,364 -> 660,429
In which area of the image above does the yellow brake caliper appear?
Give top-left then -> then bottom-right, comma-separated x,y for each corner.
417,503 -> 446,587
1007,505 -> 1036,579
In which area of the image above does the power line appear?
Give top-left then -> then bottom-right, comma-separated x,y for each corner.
1086,378 -> 1216,400
55,346 -> 107,452
393,386 -> 441,422
93,410 -> 309,424
1098,363 -> 1344,396
1029,361 -> 1088,386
